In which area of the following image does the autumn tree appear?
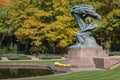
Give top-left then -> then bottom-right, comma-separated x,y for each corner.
0,0 -> 119,54
93,0 -> 120,51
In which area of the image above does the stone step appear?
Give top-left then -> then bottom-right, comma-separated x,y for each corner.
106,62 -> 120,69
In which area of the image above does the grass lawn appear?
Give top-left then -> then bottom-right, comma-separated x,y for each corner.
30,66 -> 120,80
0,60 -> 63,64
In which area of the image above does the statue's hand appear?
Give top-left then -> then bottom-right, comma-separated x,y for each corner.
88,18 -> 92,24
91,20 -> 99,28
81,20 -> 98,32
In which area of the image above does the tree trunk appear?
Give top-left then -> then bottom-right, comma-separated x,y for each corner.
0,33 -> 6,47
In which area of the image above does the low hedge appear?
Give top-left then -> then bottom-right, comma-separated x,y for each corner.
19,56 -> 31,60
7,55 -> 20,60
1,54 -> 31,60
38,54 -> 62,59
1,54 -> 13,57
0,56 -> 2,60
17,54 -> 31,60
109,52 -> 120,56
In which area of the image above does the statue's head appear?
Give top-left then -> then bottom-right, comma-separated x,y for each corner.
71,4 -> 100,20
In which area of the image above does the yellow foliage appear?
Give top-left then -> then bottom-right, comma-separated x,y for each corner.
32,40 -> 41,46
10,10 -> 19,17
34,10 -> 51,17
53,0 -> 69,12
59,40 -> 68,47
15,28 -> 36,40
0,19 -> 3,26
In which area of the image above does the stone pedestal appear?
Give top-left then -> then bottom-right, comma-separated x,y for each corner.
63,48 -> 108,68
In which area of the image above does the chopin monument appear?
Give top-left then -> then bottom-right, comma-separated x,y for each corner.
63,4 -> 120,69
70,4 -> 101,48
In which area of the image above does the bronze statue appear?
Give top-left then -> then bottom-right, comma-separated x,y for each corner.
70,4 -> 101,48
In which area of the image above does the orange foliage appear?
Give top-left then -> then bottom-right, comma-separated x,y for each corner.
0,0 -> 7,6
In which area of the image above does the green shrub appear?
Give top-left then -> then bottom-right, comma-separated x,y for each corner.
0,44 -> 18,54
0,47 -> 8,54
9,44 -> 18,54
